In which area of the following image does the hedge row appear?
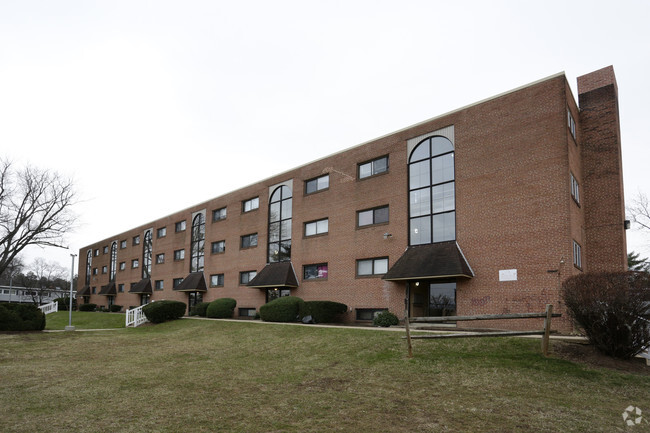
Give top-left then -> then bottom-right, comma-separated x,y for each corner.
0,303 -> 46,331
206,298 -> 237,318
142,300 -> 186,324
259,297 -> 348,323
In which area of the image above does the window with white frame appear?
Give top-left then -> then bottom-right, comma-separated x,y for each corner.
568,109 -> 576,140
573,241 -> 582,269
570,173 -> 580,204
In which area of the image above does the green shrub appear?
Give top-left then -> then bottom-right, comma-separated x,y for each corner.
54,297 -> 77,311
562,271 -> 650,359
189,302 -> 210,317
142,300 -> 186,324
373,310 -> 399,327
259,296 -> 305,322
206,298 -> 237,319
301,301 -> 347,323
109,304 -> 123,312
0,303 -> 46,331
79,303 -> 97,312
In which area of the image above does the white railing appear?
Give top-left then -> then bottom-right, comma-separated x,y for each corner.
38,301 -> 58,315
126,304 -> 149,327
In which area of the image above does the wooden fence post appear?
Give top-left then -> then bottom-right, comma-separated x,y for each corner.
541,304 -> 553,357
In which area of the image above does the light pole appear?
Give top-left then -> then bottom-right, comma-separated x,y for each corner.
65,253 -> 76,331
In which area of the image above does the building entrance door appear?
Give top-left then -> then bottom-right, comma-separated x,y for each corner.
409,280 -> 456,317
188,291 -> 203,313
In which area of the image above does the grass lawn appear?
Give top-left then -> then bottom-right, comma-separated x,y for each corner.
44,311 -> 125,330
1,319 -> 649,432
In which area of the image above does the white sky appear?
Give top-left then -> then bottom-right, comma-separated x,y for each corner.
1,0 -> 649,271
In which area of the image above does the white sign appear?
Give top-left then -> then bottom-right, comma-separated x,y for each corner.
499,269 -> 517,281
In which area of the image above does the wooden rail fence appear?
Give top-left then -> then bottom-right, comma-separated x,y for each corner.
403,304 -> 561,358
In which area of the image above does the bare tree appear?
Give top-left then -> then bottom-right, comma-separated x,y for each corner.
0,159 -> 76,278
627,192 -> 650,231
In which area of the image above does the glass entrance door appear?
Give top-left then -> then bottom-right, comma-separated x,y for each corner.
188,291 -> 203,313
266,288 -> 290,303
409,280 -> 456,317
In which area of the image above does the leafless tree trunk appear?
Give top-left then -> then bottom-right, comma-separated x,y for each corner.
0,159 -> 77,278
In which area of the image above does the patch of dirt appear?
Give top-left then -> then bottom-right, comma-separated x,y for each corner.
551,340 -> 650,376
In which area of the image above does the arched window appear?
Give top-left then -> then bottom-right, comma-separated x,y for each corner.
190,214 -> 205,272
408,136 -> 455,245
109,241 -> 118,282
268,186 -> 292,262
85,250 -> 92,285
142,230 -> 153,278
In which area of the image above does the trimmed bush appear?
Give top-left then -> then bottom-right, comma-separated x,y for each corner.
109,304 -> 123,312
54,296 -> 77,311
259,296 -> 305,322
373,310 -> 399,327
562,271 -> 650,359
0,303 -> 46,331
206,298 -> 237,319
79,303 -> 97,312
142,300 -> 186,324
189,302 -> 210,317
301,301 -> 347,323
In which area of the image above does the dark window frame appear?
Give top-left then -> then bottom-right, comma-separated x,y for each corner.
358,155 -> 389,180
357,205 -> 389,228
210,273 -> 225,287
305,174 -> 330,195
239,270 -> 257,285
242,197 -> 260,213
240,233 -> 258,249
303,263 -> 329,280
212,207 -> 227,222
356,257 -> 389,277
211,240 -> 226,254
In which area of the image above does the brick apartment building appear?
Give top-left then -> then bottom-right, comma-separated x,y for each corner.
78,66 -> 626,331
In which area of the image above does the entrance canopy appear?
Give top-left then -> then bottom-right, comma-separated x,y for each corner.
383,241 -> 474,281
247,262 -> 299,289
98,282 -> 116,296
173,272 -> 207,292
129,278 -> 152,295
77,285 -> 91,297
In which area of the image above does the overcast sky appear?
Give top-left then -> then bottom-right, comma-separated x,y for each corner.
1,0 -> 649,271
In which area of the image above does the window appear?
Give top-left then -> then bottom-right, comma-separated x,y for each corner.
243,197 -> 259,213
212,207 -> 227,222
174,249 -> 185,261
358,156 -> 388,179
142,230 -> 152,279
573,241 -> 582,269
305,218 -> 328,237
109,242 -> 117,282
156,253 -> 165,264
85,250 -> 92,285
357,205 -> 389,227
210,274 -> 224,287
241,233 -> 258,249
409,135 -> 455,245
93,268 -> 98,275
91,287 -> 96,294
103,246 -> 108,254
568,109 -> 576,140
133,235 -> 140,246
211,240 -> 225,254
119,262 -> 126,271
240,270 -> 257,285
132,259 -> 139,269
155,280 -> 164,291
356,257 -> 388,276
157,227 -> 167,238
570,173 -> 580,204
190,213 -> 205,273
118,284 -> 124,293
304,263 -> 328,280
173,278 -> 183,288
102,265 -> 107,274
175,220 -> 186,232
94,249 -> 99,257
239,308 -> 257,317
120,240 -> 127,249
356,308 -> 387,321
305,174 -> 329,194
268,185 -> 292,262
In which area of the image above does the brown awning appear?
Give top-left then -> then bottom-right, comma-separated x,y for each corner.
382,241 -> 474,281
98,281 -> 117,296
173,272 -> 207,292
247,262 -> 299,288
77,285 -> 91,296
129,278 -> 152,294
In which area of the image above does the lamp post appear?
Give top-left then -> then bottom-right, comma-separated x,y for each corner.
65,253 -> 76,331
